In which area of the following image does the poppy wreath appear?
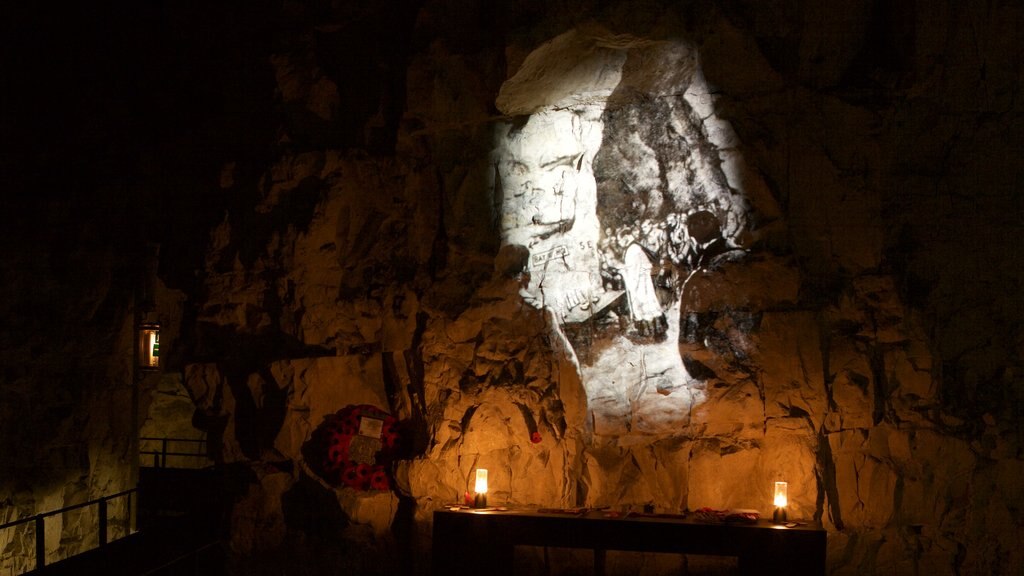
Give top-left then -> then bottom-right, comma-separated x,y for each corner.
307,404 -> 401,491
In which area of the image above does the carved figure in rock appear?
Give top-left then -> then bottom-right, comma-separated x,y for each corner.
495,108 -> 606,324
623,242 -> 667,339
681,210 -> 732,271
677,210 -> 746,379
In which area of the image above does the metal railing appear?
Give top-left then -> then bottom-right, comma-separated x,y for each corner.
0,488 -> 136,573
139,437 -> 211,469
1,438 -> 216,573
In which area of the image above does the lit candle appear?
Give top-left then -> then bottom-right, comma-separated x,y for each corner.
772,481 -> 788,524
474,469 -> 488,494
773,481 -> 788,507
473,469 -> 488,508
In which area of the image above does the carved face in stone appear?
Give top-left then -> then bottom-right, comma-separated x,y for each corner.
495,107 -> 606,320
686,210 -> 721,245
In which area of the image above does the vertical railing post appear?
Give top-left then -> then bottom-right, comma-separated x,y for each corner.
35,515 -> 45,571
126,490 -> 134,535
161,438 -> 168,468
98,497 -> 108,546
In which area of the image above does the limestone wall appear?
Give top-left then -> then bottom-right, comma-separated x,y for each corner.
178,3 -> 1024,574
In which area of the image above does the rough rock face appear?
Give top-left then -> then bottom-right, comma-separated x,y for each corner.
4,1 -> 1023,575
0,229 -> 185,571
174,1 -> 1024,574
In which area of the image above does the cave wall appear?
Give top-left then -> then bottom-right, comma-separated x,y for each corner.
2,1 -> 1022,575
177,2 -> 1024,575
0,216 -> 137,572
0,0 -> 267,570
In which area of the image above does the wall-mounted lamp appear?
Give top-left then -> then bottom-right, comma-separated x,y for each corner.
473,468 -> 489,508
772,481 -> 788,524
137,323 -> 161,371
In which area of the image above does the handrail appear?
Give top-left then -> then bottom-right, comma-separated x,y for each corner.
139,436 -> 212,468
139,436 -> 207,443
1,437 -> 216,573
0,488 -> 136,572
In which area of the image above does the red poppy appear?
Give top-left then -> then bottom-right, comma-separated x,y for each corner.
353,463 -> 372,489
327,443 -> 349,464
341,465 -> 360,487
369,469 -> 390,490
340,416 -> 359,434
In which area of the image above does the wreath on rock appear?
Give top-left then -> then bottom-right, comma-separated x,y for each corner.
303,404 -> 403,491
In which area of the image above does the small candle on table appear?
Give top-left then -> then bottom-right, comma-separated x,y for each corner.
473,469 -> 488,508
772,481 -> 788,524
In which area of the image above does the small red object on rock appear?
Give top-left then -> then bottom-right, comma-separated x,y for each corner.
530,432 -> 542,444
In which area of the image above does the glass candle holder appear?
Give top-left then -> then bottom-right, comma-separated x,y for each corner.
772,481 -> 788,523
473,469 -> 488,508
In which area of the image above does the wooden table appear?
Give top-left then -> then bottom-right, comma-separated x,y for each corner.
433,508 -> 825,576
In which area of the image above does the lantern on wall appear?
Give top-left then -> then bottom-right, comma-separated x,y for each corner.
473,468 -> 489,509
137,322 -> 161,371
772,481 -> 788,524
